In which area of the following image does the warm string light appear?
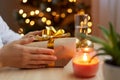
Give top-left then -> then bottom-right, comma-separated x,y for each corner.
73,0 -> 76,2
22,13 -> 27,18
55,14 -> 59,18
25,18 -> 36,26
87,21 -> 92,34
48,0 -> 52,2
19,9 -> 24,14
87,28 -> 92,34
18,9 -> 42,26
30,11 -> 35,16
18,28 -> 24,34
52,12 -> 57,16
41,17 -> 47,23
61,13 -> 66,18
46,20 -> 51,25
88,22 -> 92,27
35,10 -> 40,15
22,0 -> 27,3
69,0 -> 76,2
88,16 -> 91,20
87,16 -> 92,34
39,12 -> 44,17
69,0 -> 73,2
67,8 -> 73,13
20,33 -> 24,37
30,20 -> 35,26
18,28 -> 24,36
46,7 -> 51,12
25,19 -> 30,24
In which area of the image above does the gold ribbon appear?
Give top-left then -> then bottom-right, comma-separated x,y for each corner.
47,37 -> 55,67
34,26 -> 70,42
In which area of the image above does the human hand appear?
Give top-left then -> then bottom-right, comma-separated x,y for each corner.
22,31 -> 42,39
0,38 -> 57,68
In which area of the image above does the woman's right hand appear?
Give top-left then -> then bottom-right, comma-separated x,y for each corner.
0,37 -> 57,68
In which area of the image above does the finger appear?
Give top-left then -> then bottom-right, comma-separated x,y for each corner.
28,60 -> 54,65
22,64 -> 46,69
30,54 -> 57,61
24,47 -> 54,55
17,38 -> 34,45
27,31 -> 42,36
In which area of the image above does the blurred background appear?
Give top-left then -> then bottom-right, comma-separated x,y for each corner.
0,0 -> 120,37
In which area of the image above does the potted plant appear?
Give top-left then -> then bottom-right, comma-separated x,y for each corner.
78,22 -> 120,80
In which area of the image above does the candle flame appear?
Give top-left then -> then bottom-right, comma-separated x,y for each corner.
83,53 -> 88,61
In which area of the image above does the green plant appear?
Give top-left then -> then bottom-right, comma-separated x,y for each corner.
79,22 -> 120,66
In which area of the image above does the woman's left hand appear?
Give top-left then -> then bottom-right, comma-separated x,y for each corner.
22,31 -> 42,39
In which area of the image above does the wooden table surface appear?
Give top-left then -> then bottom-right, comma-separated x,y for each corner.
0,44 -> 104,80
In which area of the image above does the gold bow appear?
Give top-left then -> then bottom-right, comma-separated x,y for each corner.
34,26 -> 71,42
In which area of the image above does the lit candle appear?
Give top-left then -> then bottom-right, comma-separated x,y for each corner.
72,53 -> 99,78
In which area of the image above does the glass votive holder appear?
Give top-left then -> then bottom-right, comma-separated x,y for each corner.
72,52 -> 99,78
74,14 -> 88,39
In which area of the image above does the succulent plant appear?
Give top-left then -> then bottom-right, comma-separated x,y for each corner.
78,22 -> 120,66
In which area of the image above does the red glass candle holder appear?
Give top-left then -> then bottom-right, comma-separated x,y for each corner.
72,53 -> 99,78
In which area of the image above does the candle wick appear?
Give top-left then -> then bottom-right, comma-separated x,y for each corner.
89,54 -> 97,63
89,57 -> 93,63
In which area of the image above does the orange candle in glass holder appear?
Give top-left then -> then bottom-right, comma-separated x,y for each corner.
72,53 -> 99,78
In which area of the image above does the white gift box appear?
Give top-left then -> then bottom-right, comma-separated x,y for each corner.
25,38 -> 76,67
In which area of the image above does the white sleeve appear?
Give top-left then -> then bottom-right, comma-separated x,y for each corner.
0,36 -> 3,48
0,16 -> 21,45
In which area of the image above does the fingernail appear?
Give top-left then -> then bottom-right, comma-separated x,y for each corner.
52,56 -> 57,60
49,50 -> 54,55
30,37 -> 35,40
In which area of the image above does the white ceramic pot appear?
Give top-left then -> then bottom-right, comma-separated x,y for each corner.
103,60 -> 120,80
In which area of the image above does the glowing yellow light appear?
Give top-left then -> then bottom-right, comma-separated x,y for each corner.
78,9 -> 85,15
20,33 -> 24,37
67,8 -> 72,13
73,0 -> 76,2
48,0 -> 52,2
46,20 -> 51,25
88,22 -> 92,27
22,0 -> 27,3
41,17 -> 47,22
87,28 -> 92,33
56,14 -> 59,17
61,13 -> 66,18
52,12 -> 57,16
30,21 -> 35,26
30,11 -> 35,16
39,12 -> 44,17
35,10 -> 40,15
69,0 -> 73,2
80,21 -> 84,26
19,9 -> 24,14
22,13 -> 27,18
18,28 -> 24,33
46,7 -> 51,12
88,16 -> 91,20
76,38 -> 80,47
25,19 -> 30,24
83,53 -> 88,62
